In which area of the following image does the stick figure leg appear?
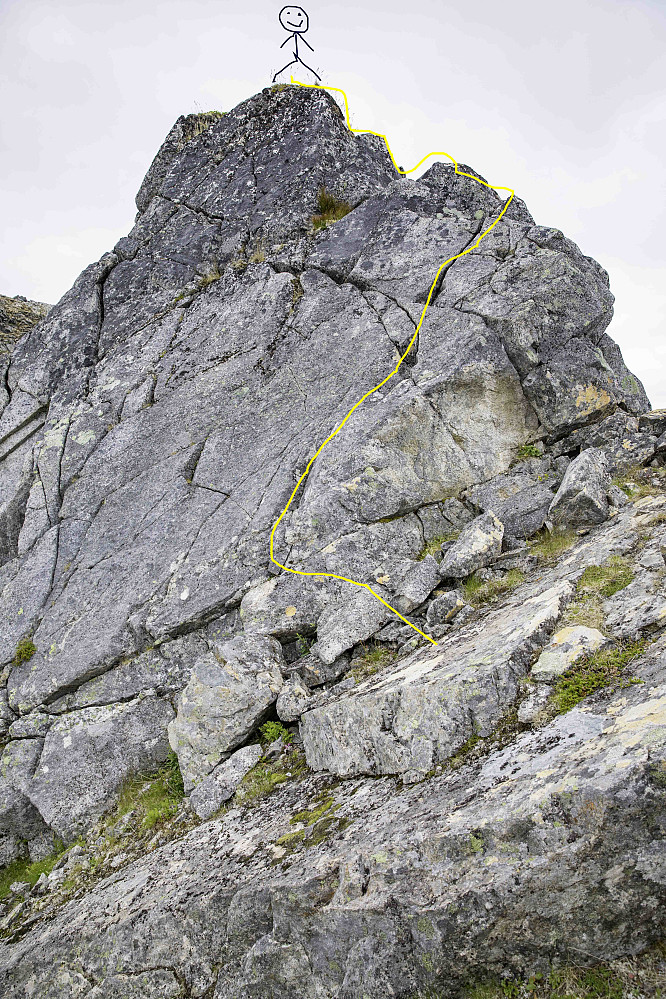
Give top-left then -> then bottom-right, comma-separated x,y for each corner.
273,58 -> 299,82
296,57 -> 322,81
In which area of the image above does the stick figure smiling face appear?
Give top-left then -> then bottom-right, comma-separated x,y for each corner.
279,5 -> 309,33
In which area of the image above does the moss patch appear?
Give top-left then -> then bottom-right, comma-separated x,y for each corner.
349,644 -> 397,683
419,530 -> 460,560
13,638 -> 37,666
274,792 -> 350,856
0,842 -> 66,899
463,569 -> 525,607
236,746 -> 309,806
550,640 -> 646,715
528,528 -> 578,564
463,940 -> 666,999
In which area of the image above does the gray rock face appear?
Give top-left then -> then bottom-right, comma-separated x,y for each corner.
168,635 -> 284,790
0,83 -> 659,983
440,511 -> 504,578
2,628 -> 664,997
549,446 -> 611,527
0,293 -> 51,354
531,625 -> 607,681
189,743 -> 263,820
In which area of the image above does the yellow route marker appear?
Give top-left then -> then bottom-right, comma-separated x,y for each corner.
269,80 -> 516,648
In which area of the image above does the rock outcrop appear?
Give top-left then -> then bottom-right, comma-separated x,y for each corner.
0,84 -> 664,995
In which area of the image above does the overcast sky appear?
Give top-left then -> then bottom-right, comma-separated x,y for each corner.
1,0 -> 664,405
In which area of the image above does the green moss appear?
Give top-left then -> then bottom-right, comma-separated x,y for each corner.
116,751 -> 185,831
577,557 -> 634,599
349,644 -> 397,683
551,640 -> 646,715
312,187 -> 352,230
0,839 -> 66,899
528,528 -> 578,564
13,638 -> 37,666
515,443 -> 542,460
463,569 -> 525,607
418,530 -> 460,560
464,941 -> 666,999
274,793 -> 349,856
236,748 -> 308,806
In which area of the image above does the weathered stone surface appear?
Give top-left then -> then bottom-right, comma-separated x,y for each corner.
531,625 -> 607,681
301,579 -> 573,776
548,447 -> 611,527
439,512 -> 504,578
276,677 -> 313,723
27,694 -> 174,841
0,293 -> 50,354
168,635 -> 284,790
466,459 -> 556,539
425,589 -> 466,626
2,631 -> 664,997
189,744 -> 263,820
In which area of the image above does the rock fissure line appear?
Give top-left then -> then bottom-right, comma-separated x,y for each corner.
269,80 -> 516,646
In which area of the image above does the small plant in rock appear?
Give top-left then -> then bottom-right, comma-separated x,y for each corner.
551,639 -> 646,715
13,637 -> 37,665
349,644 -> 397,683
311,187 -> 352,231
258,720 -> 292,745
463,569 -> 525,607
528,528 -> 578,564
116,750 -> 185,831
295,632 -> 313,656
515,443 -> 542,461
418,530 -> 460,560
235,746 -> 308,806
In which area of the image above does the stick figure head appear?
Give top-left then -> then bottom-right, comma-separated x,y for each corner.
279,5 -> 309,33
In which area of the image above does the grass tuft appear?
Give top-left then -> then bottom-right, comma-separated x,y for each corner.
0,840 -> 66,899
463,569 -> 525,607
349,644 -> 397,683
577,557 -> 634,599
312,187 -> 352,230
528,528 -> 578,564
235,747 -> 308,806
116,751 -> 185,831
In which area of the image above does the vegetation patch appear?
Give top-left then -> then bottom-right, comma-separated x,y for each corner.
0,841 -> 66,900
13,638 -> 37,666
463,939 -> 666,999
258,720 -> 292,745
312,187 -> 352,230
236,746 -> 308,806
115,750 -> 185,831
528,528 -> 578,564
419,530 -> 460,560
349,644 -> 397,683
550,640 -> 646,716
274,791 -> 350,856
577,557 -> 634,599
613,464 -> 661,500
463,569 -> 525,607
514,443 -> 542,461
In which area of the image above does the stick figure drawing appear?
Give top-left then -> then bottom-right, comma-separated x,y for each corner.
273,6 -> 321,82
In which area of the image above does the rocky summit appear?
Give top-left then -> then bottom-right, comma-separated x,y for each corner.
0,85 -> 664,997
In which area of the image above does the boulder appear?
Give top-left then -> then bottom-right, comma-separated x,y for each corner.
188,744 -> 263,820
276,678 -> 313,723
167,635 -> 284,790
426,590 -> 466,627
439,512 -> 504,578
548,447 -> 611,528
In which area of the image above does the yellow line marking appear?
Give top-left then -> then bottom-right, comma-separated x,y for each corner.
268,79 -> 516,648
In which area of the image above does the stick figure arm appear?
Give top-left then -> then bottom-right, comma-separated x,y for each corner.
300,36 -> 314,51
280,34 -> 293,48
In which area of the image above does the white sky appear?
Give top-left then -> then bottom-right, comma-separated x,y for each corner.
1,0 -> 664,405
